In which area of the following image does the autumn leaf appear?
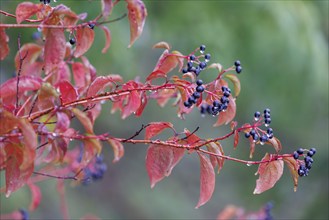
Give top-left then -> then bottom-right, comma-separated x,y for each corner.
195,152 -> 215,209
253,153 -> 284,194
267,137 -> 282,153
44,28 -> 66,74
233,130 -> 239,149
152,41 -> 171,50
107,139 -> 124,163
126,0 -> 147,47
145,143 -> 184,188
121,81 -> 142,119
145,122 -> 174,140
206,142 -> 225,174
72,62 -> 87,89
14,43 -> 43,76
101,0 -> 113,19
28,182 -> 41,211
283,157 -> 299,192
86,75 -> 123,97
0,28 -> 9,60
15,2 -> 43,24
56,80 -> 78,104
72,108 -> 94,134
214,96 -> 236,127
74,27 -> 95,58
100,25 -> 112,54
225,74 -> 241,97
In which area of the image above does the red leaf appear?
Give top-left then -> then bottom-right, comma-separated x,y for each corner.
283,157 -> 299,192
145,144 -> 184,188
50,4 -> 79,26
121,81 -> 142,119
86,75 -> 123,97
56,80 -> 78,104
74,27 -> 95,58
28,182 -> 41,211
253,153 -> 284,194
15,2 -> 43,24
101,0 -> 113,19
146,50 -> 184,82
135,91 -> 148,116
100,25 -> 112,54
44,28 -> 66,74
82,139 -> 102,166
195,152 -> 215,209
145,122 -> 174,140
72,62 -> 87,89
0,76 -> 42,103
55,112 -> 71,132
0,28 -> 9,60
214,96 -> 236,127
107,139 -> 124,163
206,142 -> 225,174
126,0 -> 147,47
14,43 -> 43,76
72,108 -> 93,134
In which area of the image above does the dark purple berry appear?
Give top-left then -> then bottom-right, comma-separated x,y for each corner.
236,65 -> 242,74
265,118 -> 271,125
298,168 -> 305,177
196,85 -> 204,93
200,45 -> 206,51
220,96 -> 228,104
193,91 -> 201,99
310,148 -> 316,155
234,60 -> 241,66
267,128 -> 273,134
245,132 -> 251,138
88,23 -> 95,29
260,134 -> 269,143
189,55 -> 196,61
264,108 -> 271,114
268,133 -> 274,139
184,101 -> 191,108
200,105 -> 206,114
307,150 -> 314,157
206,105 -> 212,114
199,61 -> 207,69
253,133 -> 259,141
188,96 -> 196,104
194,66 -> 201,75
297,148 -> 304,155
205,53 -> 211,60
223,91 -> 230,97
19,209 -> 29,220
182,68 -> 188,73
213,100 -> 220,107
264,112 -> 271,119
69,38 -> 76,45
222,103 -> 228,110
190,66 -> 196,73
196,79 -> 203,86
187,61 -> 193,70
304,156 -> 313,164
293,151 -> 299,159
254,111 -> 261,118
250,130 -> 256,136
305,162 -> 312,169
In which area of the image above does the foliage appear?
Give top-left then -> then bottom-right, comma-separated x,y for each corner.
0,1 -> 322,219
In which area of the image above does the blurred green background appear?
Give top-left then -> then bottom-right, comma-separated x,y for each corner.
1,0 -> 328,219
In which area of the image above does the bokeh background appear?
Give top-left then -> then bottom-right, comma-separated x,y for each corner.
1,0 -> 328,219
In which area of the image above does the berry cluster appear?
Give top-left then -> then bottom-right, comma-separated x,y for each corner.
293,148 -> 317,177
200,86 -> 231,116
181,45 -> 211,77
234,60 -> 242,74
244,108 -> 274,144
40,0 -> 50,4
184,79 -> 204,108
82,154 -> 107,184
263,202 -> 274,220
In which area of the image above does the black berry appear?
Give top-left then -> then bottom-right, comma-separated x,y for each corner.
199,61 -> 207,69
182,68 -> 188,73
264,112 -> 271,119
307,150 -> 314,157
245,132 -> 251,138
296,148 -> 304,155
213,100 -> 220,107
304,156 -> 313,164
254,111 -> 261,119
188,96 -> 196,104
196,79 -> 203,86
187,61 -> 193,70
260,134 -> 269,143
196,85 -> 204,93
184,101 -> 191,108
88,23 -> 95,29
223,90 -> 230,97
236,65 -> 242,74
193,91 -> 201,99
200,45 -> 206,51
69,38 -> 76,45
267,128 -> 273,134
234,60 -> 241,66
264,108 -> 271,114
204,53 -> 211,60
264,118 -> 271,125
19,209 -> 29,220
310,148 -> 317,155
293,151 -> 299,159
189,55 -> 196,61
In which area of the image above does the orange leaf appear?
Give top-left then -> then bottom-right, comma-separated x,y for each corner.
0,28 -> 9,60
267,137 -> 282,153
283,157 -> 299,192
15,2 -> 43,24
152,41 -> 171,50
195,152 -> 215,209
100,25 -> 112,54
206,142 -> 225,174
44,28 -> 66,74
86,74 -> 122,97
145,143 -> 184,188
126,0 -> 147,47
213,96 -> 236,127
107,139 -> 124,163
74,27 -> 95,58
145,122 -> 174,140
225,74 -> 241,97
71,108 -> 93,134
253,153 -> 284,194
